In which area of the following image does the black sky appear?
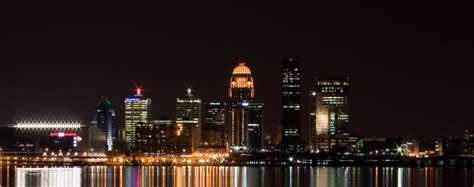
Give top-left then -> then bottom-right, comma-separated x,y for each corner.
0,1 -> 472,142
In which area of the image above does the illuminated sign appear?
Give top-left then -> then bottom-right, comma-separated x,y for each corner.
73,136 -> 82,147
126,98 -> 141,101
50,132 -> 77,138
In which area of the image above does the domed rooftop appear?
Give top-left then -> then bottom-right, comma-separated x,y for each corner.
232,62 -> 252,75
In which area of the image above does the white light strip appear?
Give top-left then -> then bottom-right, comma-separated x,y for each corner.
16,121 -> 82,129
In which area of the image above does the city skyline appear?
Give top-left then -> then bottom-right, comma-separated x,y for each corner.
1,1 -> 472,142
0,1 -> 472,186
1,59 -> 473,142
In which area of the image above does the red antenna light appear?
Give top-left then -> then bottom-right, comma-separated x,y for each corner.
135,86 -> 143,96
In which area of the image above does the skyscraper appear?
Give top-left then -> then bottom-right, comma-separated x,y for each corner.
124,87 -> 151,148
245,102 -> 264,150
310,78 -> 350,152
176,88 -> 202,153
229,62 -> 254,106
281,58 -> 304,152
202,102 -> 226,147
228,62 -> 255,149
91,97 -> 117,151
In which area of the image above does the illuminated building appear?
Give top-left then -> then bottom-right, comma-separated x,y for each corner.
176,88 -> 202,152
280,58 -> 304,152
124,87 -> 151,148
310,78 -> 350,152
245,102 -> 264,150
229,62 -> 254,105
401,140 -> 420,157
202,102 -> 226,147
91,97 -> 117,151
228,62 -> 255,149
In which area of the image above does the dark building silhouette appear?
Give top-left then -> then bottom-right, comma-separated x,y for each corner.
280,58 -> 304,152
245,102 -> 264,150
202,102 -> 226,147
134,121 -> 169,154
91,97 -> 117,151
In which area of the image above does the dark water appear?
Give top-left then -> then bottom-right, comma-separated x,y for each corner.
1,166 -> 472,186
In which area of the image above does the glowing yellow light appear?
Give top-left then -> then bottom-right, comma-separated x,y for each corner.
232,62 -> 252,75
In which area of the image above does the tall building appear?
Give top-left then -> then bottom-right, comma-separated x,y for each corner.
202,102 -> 226,147
176,88 -> 202,152
281,58 -> 304,152
310,78 -> 350,152
91,97 -> 117,151
229,62 -> 254,106
228,62 -> 255,149
245,102 -> 264,150
124,87 -> 151,148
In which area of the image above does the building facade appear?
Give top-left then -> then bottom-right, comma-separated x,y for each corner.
228,62 -> 255,149
176,88 -> 202,152
245,102 -> 264,150
310,78 -> 350,152
91,97 -> 117,151
202,102 -> 226,147
281,58 -> 304,152
124,87 -> 151,148
134,121 -> 169,154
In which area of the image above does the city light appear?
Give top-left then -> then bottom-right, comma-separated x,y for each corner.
50,132 -> 78,137
16,120 -> 82,129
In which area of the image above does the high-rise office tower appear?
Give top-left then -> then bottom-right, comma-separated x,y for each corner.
228,62 -> 255,148
91,97 -> 117,151
245,102 -> 264,150
124,87 -> 151,148
281,58 -> 304,152
202,102 -> 226,147
176,88 -> 202,152
310,78 -> 350,152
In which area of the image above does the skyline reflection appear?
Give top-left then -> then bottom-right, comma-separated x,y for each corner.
15,167 -> 81,187
3,166 -> 472,186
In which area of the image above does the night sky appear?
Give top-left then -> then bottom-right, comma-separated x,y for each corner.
0,1 -> 472,142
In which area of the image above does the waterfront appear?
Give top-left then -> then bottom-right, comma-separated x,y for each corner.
1,166 -> 472,186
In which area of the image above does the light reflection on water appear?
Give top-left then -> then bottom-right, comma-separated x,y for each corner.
2,166 -> 472,187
